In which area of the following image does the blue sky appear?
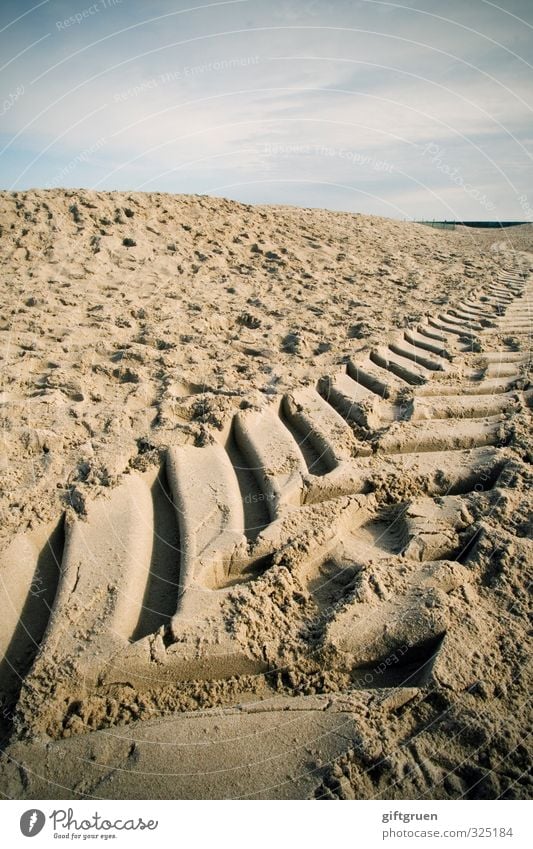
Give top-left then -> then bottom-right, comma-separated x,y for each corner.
0,0 -> 532,218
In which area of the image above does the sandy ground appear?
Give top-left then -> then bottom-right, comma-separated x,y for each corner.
0,190 -> 531,799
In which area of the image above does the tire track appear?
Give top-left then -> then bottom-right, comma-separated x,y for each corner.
0,266 -> 530,740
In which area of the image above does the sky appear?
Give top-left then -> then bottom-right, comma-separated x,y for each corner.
0,0 -> 532,219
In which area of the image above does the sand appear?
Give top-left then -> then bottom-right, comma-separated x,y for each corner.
0,190 -> 531,799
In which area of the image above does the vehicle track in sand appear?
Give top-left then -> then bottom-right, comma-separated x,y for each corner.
0,265 -> 531,746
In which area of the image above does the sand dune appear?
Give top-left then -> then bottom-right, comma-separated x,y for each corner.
0,191 -> 531,799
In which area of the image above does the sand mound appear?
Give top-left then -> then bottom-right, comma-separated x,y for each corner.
0,191 -> 531,799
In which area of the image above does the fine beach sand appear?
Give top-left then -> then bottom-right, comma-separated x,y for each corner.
0,190 -> 531,799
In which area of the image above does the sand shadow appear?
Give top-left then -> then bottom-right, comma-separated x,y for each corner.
0,518 -> 64,745
130,468 -> 181,642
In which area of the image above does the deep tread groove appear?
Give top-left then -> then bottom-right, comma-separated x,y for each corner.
130,467 -> 181,642
352,633 -> 446,688
225,422 -> 273,541
279,397 -> 335,476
